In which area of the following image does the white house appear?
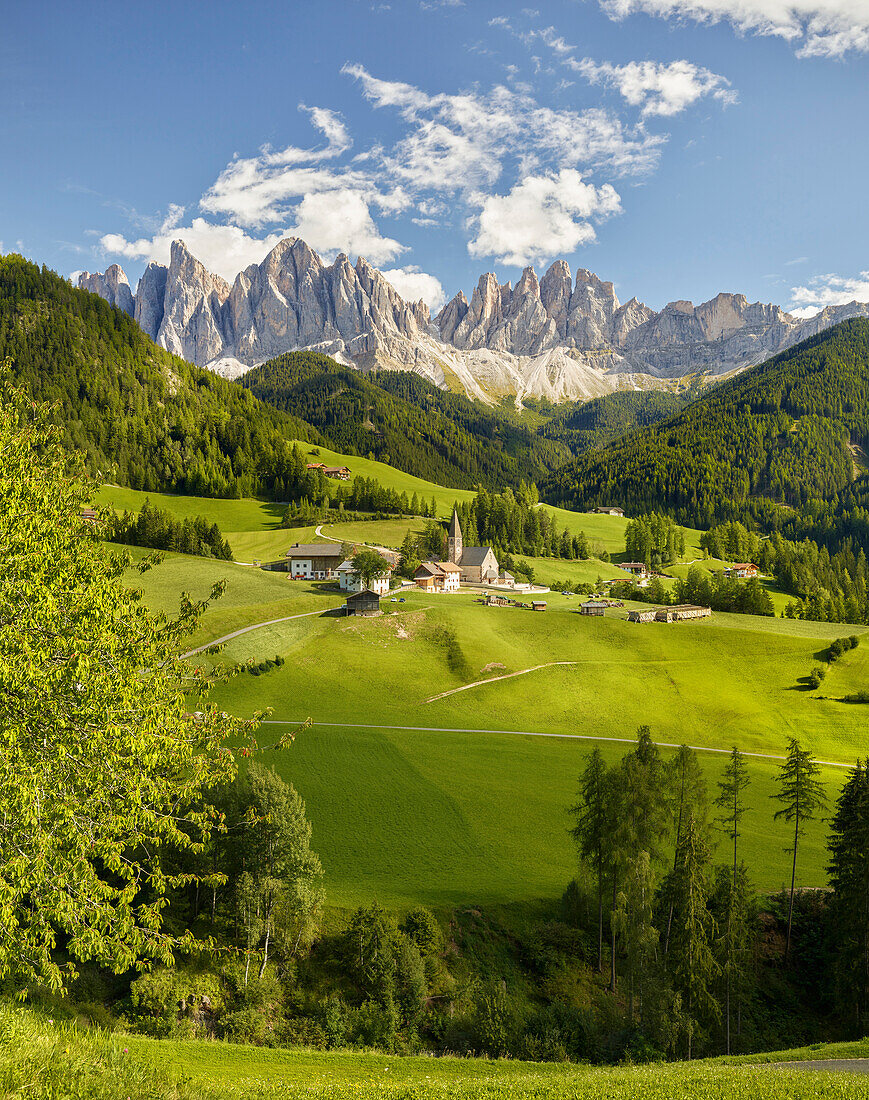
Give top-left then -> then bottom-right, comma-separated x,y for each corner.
338,559 -> 391,595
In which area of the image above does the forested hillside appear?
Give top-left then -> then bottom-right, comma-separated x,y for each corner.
542,319 -> 869,528
540,387 -> 695,455
0,255 -> 318,498
241,351 -> 569,491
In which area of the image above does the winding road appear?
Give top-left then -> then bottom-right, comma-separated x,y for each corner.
181,607 -> 339,659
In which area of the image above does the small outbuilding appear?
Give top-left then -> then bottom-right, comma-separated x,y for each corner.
594,506 -> 625,517
627,609 -> 657,623
655,604 -> 711,623
580,600 -> 608,616
345,589 -> 381,616
532,601 -> 547,611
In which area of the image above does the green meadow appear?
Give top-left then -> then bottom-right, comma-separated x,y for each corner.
7,1000 -> 867,1100
127,539 -> 869,910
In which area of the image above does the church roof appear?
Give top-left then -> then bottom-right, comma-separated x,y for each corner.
449,508 -> 462,539
459,546 -> 496,567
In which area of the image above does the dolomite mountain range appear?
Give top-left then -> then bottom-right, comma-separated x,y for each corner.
78,238 -> 869,404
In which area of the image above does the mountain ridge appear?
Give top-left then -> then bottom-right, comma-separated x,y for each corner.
77,238 -> 869,404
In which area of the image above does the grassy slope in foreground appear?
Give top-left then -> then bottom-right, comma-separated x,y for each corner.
168,572 -> 869,905
117,1027 -> 869,1098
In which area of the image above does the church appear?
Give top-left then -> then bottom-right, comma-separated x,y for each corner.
446,509 -> 499,585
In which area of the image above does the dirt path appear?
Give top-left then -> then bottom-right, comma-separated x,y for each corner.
425,662 -> 578,703
258,718 -> 853,769
775,1059 -> 869,1073
181,608 -> 338,659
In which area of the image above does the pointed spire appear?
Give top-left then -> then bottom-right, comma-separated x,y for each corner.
449,507 -> 462,540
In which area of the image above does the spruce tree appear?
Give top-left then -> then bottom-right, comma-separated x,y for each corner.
827,760 -> 869,1031
772,738 -> 827,962
569,748 -> 609,972
715,747 -> 751,1051
668,813 -> 720,1059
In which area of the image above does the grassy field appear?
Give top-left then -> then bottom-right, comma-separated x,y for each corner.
81,1022 -> 869,1099
6,1000 -> 869,1100
130,559 -> 869,907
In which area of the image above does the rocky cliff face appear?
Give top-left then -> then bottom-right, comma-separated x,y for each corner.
77,264 -> 134,317
78,240 -> 869,403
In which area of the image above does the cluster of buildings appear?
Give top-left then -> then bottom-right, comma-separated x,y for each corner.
411,511 -> 513,592
306,462 -> 351,480
627,604 -> 712,623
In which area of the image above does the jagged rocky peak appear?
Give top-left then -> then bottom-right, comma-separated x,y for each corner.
77,263 -> 134,317
74,238 -> 869,403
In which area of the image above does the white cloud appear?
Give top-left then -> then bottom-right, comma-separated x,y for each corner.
100,214 -> 289,281
574,59 -> 736,116
290,191 -> 405,265
468,169 -> 622,266
381,266 -> 447,310
597,0 -> 869,58
789,270 -> 869,316
344,63 -> 664,196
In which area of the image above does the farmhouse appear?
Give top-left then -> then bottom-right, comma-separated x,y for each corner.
344,589 -> 381,616
725,563 -> 760,579
306,462 -> 351,480
338,558 -> 391,595
414,561 -> 461,593
594,506 -> 625,516
446,510 -> 499,584
655,604 -> 712,623
580,600 -> 609,616
262,542 -> 346,579
620,562 -> 649,577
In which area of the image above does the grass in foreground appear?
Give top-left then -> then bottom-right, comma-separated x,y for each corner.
8,1005 -> 866,1100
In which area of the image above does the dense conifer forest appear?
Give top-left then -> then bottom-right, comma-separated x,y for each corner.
0,256 -> 318,498
241,351 -> 568,490
541,319 -> 869,527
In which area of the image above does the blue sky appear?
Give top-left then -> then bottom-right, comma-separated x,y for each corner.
3,0 -> 868,316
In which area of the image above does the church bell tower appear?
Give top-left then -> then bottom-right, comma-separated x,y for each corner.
447,508 -> 463,565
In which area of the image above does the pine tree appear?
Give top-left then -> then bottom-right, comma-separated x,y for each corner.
827,760 -> 869,1031
569,748 -> 609,972
714,747 -> 751,1051
772,737 -> 827,962
668,813 -> 720,1059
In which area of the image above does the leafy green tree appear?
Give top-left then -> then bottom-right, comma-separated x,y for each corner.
772,738 -> 828,962
235,764 -> 324,979
714,747 -> 752,1052
349,549 -> 390,590
0,372 -> 250,990
827,760 -> 869,1031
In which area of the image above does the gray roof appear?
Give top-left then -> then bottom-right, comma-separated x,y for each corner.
460,545 -> 496,567
286,542 -> 346,558
346,588 -> 381,603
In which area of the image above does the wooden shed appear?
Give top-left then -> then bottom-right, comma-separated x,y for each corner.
345,589 -> 381,616
532,601 -> 547,611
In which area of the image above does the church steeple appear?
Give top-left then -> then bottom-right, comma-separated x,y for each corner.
447,507 -> 463,565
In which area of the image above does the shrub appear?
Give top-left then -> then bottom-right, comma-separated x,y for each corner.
401,907 -> 443,957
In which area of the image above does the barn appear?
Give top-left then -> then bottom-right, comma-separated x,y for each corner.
345,589 -> 382,616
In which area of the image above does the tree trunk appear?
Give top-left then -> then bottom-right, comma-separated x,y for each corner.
785,813 -> 799,963
610,872 -> 617,994
597,855 -> 604,973
259,919 -> 271,981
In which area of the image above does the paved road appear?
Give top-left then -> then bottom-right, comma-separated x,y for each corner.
258,718 -> 853,768
775,1060 -> 869,1073
181,608 -> 338,659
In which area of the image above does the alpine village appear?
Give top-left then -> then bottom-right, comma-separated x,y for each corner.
5,3 -> 869,1098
